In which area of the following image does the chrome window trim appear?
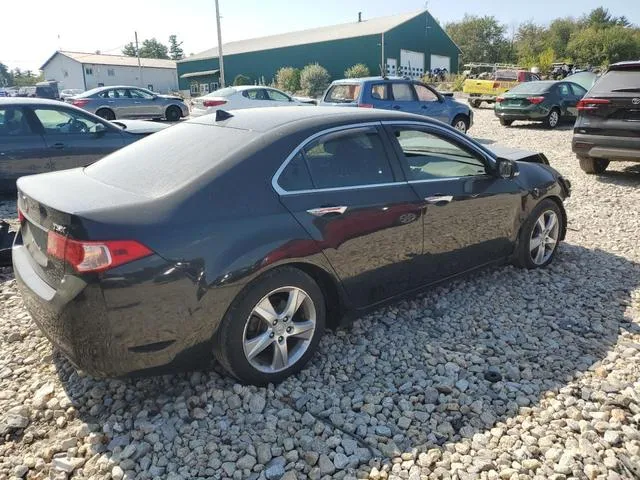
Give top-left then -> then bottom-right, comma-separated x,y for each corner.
272,121 -> 405,196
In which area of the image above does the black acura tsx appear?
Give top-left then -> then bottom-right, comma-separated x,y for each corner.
13,107 -> 571,385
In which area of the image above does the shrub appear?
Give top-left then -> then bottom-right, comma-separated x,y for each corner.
344,63 -> 370,78
300,63 -> 330,98
275,67 -> 301,93
233,74 -> 251,86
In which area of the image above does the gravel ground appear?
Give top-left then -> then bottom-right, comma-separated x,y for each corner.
1,108 -> 639,480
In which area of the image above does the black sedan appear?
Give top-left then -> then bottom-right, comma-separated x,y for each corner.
13,107 -> 571,385
495,80 -> 587,128
0,98 -> 168,193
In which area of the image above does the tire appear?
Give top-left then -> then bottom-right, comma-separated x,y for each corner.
579,156 -> 609,174
96,108 -> 115,121
452,115 -> 470,134
515,199 -> 564,269
499,118 -> 513,126
165,105 -> 181,122
213,266 -> 326,385
469,99 -> 481,108
543,108 -> 560,129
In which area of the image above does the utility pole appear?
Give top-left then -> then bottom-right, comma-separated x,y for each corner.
135,31 -> 143,87
381,32 -> 385,76
215,0 -> 226,87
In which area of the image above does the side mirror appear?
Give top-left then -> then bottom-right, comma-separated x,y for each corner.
94,123 -> 107,135
497,158 -> 518,179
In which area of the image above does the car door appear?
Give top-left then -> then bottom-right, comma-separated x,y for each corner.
275,124 -> 426,307
568,83 -> 587,118
556,83 -> 578,118
32,106 -> 125,170
412,83 -> 448,122
265,88 -> 295,107
128,89 -> 160,117
241,88 -> 273,109
99,88 -> 128,118
0,106 -> 50,190
388,82 -> 418,113
383,122 -> 524,283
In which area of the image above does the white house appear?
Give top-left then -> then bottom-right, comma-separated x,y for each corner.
40,51 -> 179,93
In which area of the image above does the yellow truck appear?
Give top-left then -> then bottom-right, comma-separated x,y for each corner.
463,69 -> 541,108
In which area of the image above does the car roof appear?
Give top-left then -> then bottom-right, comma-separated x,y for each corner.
330,76 -> 414,84
187,105 -> 445,133
608,61 -> 640,71
0,97 -> 68,106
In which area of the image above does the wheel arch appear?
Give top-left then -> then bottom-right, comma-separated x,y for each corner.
543,195 -> 568,241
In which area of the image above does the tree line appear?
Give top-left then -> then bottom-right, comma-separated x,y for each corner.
122,35 -> 185,61
445,7 -> 639,72
0,64 -> 43,88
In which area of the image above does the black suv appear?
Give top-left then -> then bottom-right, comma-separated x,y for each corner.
572,61 -> 640,174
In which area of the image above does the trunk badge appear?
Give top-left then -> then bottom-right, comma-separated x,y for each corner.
52,224 -> 67,235
633,98 -> 640,105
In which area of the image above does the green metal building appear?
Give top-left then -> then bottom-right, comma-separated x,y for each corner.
177,10 -> 461,96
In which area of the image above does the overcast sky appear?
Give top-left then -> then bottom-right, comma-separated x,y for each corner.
3,0 -> 638,71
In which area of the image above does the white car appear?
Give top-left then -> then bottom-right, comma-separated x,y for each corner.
190,86 -> 312,117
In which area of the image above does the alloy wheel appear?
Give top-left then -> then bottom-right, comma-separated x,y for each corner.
548,110 -> 559,127
242,286 -> 316,373
529,210 -> 560,265
454,120 -> 467,133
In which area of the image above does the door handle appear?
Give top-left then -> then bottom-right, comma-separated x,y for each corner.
421,105 -> 428,109
392,105 -> 401,110
107,101 -> 115,104
51,143 -> 65,150
424,195 -> 453,205
307,206 -> 348,217
134,102 -> 141,104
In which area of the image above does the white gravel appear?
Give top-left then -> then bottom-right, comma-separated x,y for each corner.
1,108 -> 639,480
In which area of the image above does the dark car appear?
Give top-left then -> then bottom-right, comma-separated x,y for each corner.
321,77 -> 473,133
572,61 -> 640,174
0,98 -> 168,192
495,80 -> 587,128
13,107 -> 571,385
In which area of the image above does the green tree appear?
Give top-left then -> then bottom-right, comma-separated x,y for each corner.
547,18 -> 579,60
0,62 -> 11,87
300,63 -> 330,98
445,15 -> 511,63
514,21 -> 549,66
275,67 -> 301,92
169,35 -> 184,60
537,46 -> 556,74
233,74 -> 251,86
122,43 -> 137,57
567,26 -> 640,66
583,7 -> 631,29
344,63 -> 370,78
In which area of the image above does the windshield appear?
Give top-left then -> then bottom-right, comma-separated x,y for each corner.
506,82 -> 553,95
86,123 -> 258,197
324,84 -> 361,103
590,70 -> 640,94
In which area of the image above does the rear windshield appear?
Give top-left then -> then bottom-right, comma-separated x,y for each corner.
324,84 -> 361,103
85,123 -> 258,197
507,82 -> 552,94
590,70 -> 640,94
207,87 -> 237,98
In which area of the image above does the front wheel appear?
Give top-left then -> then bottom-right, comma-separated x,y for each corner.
544,108 -> 560,129
96,108 -> 115,121
213,267 -> 326,385
165,105 -> 182,122
579,156 -> 609,174
452,115 -> 470,134
515,199 -> 564,269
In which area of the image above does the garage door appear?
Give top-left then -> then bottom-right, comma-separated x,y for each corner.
400,49 -> 425,79
430,55 -> 451,72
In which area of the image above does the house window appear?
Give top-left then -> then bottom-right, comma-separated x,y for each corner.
63,70 -> 69,78
85,67 -> 93,75
190,83 -> 199,95
107,69 -> 115,77
210,82 -> 219,92
199,83 -> 209,95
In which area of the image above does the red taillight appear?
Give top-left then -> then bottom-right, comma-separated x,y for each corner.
577,98 -> 610,111
203,99 -> 227,107
496,96 -> 505,103
71,99 -> 90,108
527,96 -> 545,104
358,103 -> 374,108
46,231 -> 152,273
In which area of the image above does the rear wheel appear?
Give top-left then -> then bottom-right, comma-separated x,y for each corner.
469,99 -> 481,108
499,118 -> 513,126
544,108 -> 560,129
515,199 -> 563,269
165,105 -> 181,122
452,115 -> 470,134
96,108 -> 115,121
213,267 -> 326,385
579,156 -> 610,174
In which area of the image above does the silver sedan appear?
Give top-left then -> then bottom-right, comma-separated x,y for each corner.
67,86 -> 189,121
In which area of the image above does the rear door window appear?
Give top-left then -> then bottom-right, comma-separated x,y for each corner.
391,83 -> 416,102
370,84 -> 390,100
324,84 -> 361,103
299,129 -> 394,189
242,89 -> 269,100
0,107 -> 33,136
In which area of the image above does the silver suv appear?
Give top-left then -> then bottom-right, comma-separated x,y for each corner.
67,86 -> 188,121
